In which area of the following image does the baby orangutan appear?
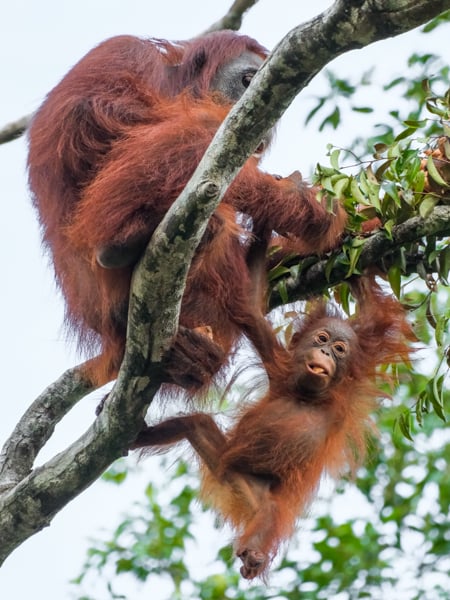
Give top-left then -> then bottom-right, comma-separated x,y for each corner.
132,276 -> 414,579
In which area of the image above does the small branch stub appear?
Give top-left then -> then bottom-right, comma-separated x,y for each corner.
201,180 -> 220,199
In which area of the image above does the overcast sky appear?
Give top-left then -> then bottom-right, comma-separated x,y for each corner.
0,2 -> 448,598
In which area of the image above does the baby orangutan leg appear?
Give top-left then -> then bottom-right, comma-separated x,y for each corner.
131,413 -> 227,472
232,477 -> 280,579
132,413 -> 279,579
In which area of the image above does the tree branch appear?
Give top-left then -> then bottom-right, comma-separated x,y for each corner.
269,205 -> 450,307
0,178 -> 223,564
203,0 -> 260,33
1,0 -> 450,563
0,364 -> 94,493
0,114 -> 32,145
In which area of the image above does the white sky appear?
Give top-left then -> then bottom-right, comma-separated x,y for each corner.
0,1 -> 448,598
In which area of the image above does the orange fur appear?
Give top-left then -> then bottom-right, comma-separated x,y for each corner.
27,32 -> 346,389
203,280 -> 414,576
133,277 -> 415,578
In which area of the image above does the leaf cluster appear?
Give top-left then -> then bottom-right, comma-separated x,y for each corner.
267,87 -> 450,432
72,460 -> 197,600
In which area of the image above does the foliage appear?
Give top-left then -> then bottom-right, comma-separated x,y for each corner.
72,460 -> 197,600
312,84 -> 450,236
271,84 -> 450,431
305,11 -> 450,157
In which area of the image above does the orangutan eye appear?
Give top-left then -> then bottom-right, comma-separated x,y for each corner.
315,331 -> 330,344
333,342 -> 348,356
242,71 -> 255,88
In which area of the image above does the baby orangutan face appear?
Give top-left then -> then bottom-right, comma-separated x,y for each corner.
291,318 -> 356,397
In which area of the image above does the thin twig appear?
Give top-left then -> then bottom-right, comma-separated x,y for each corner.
0,114 -> 32,145
203,0 -> 260,33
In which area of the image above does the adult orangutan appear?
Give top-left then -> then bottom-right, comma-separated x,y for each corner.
28,31 -> 346,388
132,275 -> 415,579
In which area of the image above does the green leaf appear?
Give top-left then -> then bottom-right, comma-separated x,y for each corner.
102,460 -> 129,484
319,106 -> 341,131
374,158 -> 392,179
443,127 -> 450,149
268,264 -> 291,282
387,265 -> 401,298
394,127 -> 417,142
383,219 -> 395,239
338,282 -> 351,315
387,143 -> 401,159
397,412 -> 414,441
419,194 -> 439,218
414,169 -> 426,194
434,314 -> 449,348
324,253 -> 338,282
321,175 -> 334,193
430,376 -> 447,422
345,243 -> 363,277
422,9 -> 450,32
427,154 -> 450,187
330,147 -> 341,170
352,106 -> 374,113
384,76 -> 406,91
305,96 -> 326,125
426,99 -> 448,118
437,246 -> 450,284
403,118 -> 427,128
332,175 -> 350,198
360,167 -> 381,211
350,177 -> 367,204
277,279 -> 288,304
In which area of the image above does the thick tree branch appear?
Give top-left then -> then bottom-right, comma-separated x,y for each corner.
1,0 -> 450,563
0,179 -> 223,563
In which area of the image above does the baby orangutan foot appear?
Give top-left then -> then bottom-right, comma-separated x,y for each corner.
237,548 -> 267,580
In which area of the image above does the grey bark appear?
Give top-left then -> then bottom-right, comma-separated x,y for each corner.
1,0 -> 449,564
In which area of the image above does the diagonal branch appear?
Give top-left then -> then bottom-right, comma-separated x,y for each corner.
1,0 -> 449,564
0,179 -> 223,564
